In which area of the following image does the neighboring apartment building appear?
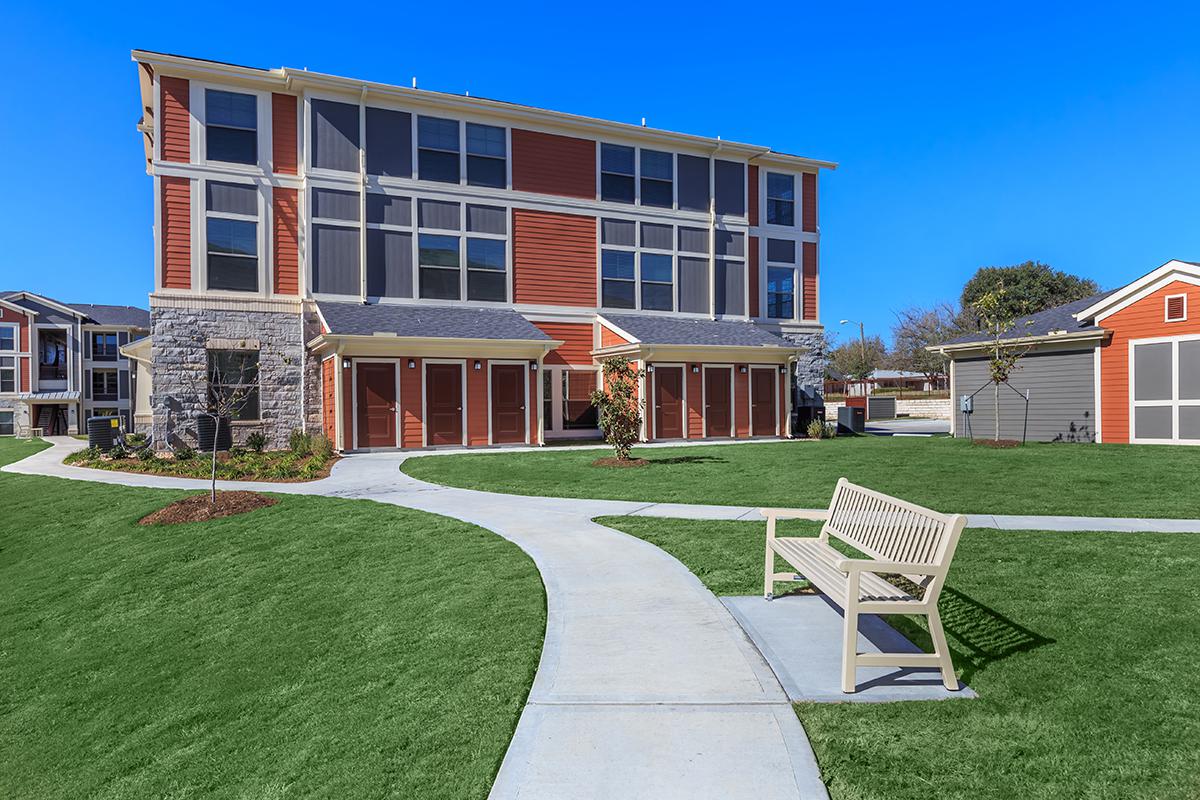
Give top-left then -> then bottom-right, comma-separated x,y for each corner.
131,50 -> 835,451
0,291 -> 149,436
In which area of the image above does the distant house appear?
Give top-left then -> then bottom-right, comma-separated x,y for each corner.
0,292 -> 149,436
932,259 -> 1200,444
826,368 -> 947,397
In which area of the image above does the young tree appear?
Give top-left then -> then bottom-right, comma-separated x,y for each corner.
890,303 -> 963,387
972,284 -> 1035,442
960,261 -> 1099,325
590,356 -> 645,461
178,340 -> 259,501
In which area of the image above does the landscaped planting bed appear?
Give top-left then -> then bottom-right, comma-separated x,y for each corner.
403,436 -> 1200,519
1,438 -> 545,799
597,514 -> 1200,800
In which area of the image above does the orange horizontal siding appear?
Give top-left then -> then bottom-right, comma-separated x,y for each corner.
159,76 -> 190,163
535,322 -> 594,366
467,359 -> 489,446
513,208 -> 597,307
401,358 -> 424,448
600,324 -> 630,348
511,129 -> 596,199
321,358 -> 336,443
272,93 -> 298,175
273,187 -> 300,295
748,165 -> 760,226
802,172 -> 817,232
748,236 -> 760,318
802,241 -> 818,321
160,176 -> 191,290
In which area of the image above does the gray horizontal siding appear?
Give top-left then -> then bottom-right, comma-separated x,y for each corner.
952,348 -> 1096,443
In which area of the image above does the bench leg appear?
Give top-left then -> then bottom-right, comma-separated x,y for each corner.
763,517 -> 776,600
927,607 -> 959,691
841,573 -> 860,693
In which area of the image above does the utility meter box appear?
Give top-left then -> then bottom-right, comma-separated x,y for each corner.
959,395 -> 974,414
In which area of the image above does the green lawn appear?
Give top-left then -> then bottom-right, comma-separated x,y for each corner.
599,515 -> 1200,800
402,437 -> 1200,518
0,438 -> 545,799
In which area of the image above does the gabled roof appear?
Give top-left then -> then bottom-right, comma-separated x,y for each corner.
67,304 -> 150,328
1071,259 -> 1200,322
599,314 -> 796,348
938,292 -> 1114,348
0,291 -> 85,318
315,301 -> 554,342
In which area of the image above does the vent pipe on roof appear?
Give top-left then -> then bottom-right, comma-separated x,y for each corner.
412,76 -> 417,89
641,117 -> 646,127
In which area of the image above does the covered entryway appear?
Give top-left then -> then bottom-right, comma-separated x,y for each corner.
426,362 -> 465,446
654,366 -> 685,440
704,367 -> 733,438
354,361 -> 398,449
1130,334 -> 1200,443
750,368 -> 777,436
490,363 -> 527,444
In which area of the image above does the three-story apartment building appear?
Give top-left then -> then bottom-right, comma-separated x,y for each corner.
132,50 -> 834,451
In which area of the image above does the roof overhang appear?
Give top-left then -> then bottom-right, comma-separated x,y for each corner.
120,336 -> 152,364
131,50 -> 836,172
928,329 -> 1108,356
1072,260 -> 1200,323
592,342 -> 803,365
308,332 -> 562,360
3,291 -> 85,318
17,391 -> 81,401
0,297 -> 36,318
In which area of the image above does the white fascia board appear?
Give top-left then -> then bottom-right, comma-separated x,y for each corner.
594,315 -> 641,345
4,292 -> 85,318
1073,260 -> 1200,322
930,330 -> 1106,357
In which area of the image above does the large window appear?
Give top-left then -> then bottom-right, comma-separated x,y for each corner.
466,123 -> 506,188
206,181 -> 259,292
91,332 -> 117,360
601,250 -> 635,309
767,268 -> 795,320
418,235 -> 461,300
0,324 -> 15,352
465,204 -> 508,302
600,144 -> 635,203
0,357 -> 14,393
312,99 -> 361,173
366,193 -> 413,299
92,369 -> 118,401
600,219 -> 680,312
563,370 -> 599,429
312,187 -> 361,296
0,410 -> 12,435
38,330 -> 67,381
766,173 -> 795,226
418,116 -> 460,184
640,149 -> 673,208
205,89 -> 257,165
207,349 -> 260,421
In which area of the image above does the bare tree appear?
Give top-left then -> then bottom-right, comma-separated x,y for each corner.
971,285 -> 1034,441
890,303 -> 963,388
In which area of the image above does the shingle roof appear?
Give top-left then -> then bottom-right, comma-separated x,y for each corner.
316,301 -> 553,341
68,304 -> 150,328
601,313 -> 797,348
940,291 -> 1116,347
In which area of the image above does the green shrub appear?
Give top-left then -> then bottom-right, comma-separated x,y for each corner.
76,446 -> 102,461
245,431 -> 267,453
125,433 -> 147,448
289,429 -> 312,457
806,419 -> 837,440
108,443 -> 129,460
173,443 -> 195,461
311,434 -> 334,461
229,446 -> 247,458
136,447 -> 157,462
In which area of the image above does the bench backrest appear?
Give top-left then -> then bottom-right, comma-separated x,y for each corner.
822,478 -> 964,584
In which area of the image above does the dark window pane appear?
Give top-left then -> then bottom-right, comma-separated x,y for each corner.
206,127 -> 256,165
367,194 -> 412,226
767,172 -> 794,201
312,188 -> 360,221
466,123 -> 505,156
602,280 -> 636,309
714,159 -> 746,216
767,199 -> 795,227
640,149 -> 672,180
311,99 -> 360,172
365,107 -> 412,177
207,255 -> 258,292
601,143 -> 635,174
467,238 -> 505,271
207,218 -> 257,257
601,250 -> 635,280
419,234 -> 460,268
467,155 -> 506,188
641,253 -> 672,283
766,238 -> 795,263
468,270 -> 507,302
418,116 -> 460,150
0,328 -> 15,350
419,149 -> 460,183
641,178 -> 672,208
420,267 -> 461,300
601,173 -> 635,203
206,90 -> 256,129
641,282 -> 672,311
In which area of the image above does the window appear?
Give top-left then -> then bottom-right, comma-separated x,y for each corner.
1166,294 -> 1187,322
366,193 -> 413,299
365,107 -> 412,177
312,187 -> 361,296
601,250 -> 636,309
640,149 -> 673,208
39,330 -> 67,381
563,370 -> 599,429
312,99 -> 361,173
465,204 -> 508,302
0,410 -> 12,435
207,349 -> 260,421
641,254 -> 673,311
600,144 -> 635,203
766,173 -> 795,226
418,116 -> 460,184
205,89 -> 257,165
715,230 -> 745,316
419,234 -> 461,300
767,267 -> 795,320
206,181 -> 259,292
466,123 -> 506,188
600,219 -> 678,312
91,332 -> 118,360
92,369 -> 118,401
0,324 -> 15,352
0,357 -> 13,393
714,160 -> 746,216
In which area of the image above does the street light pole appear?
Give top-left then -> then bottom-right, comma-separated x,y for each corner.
840,319 -> 868,396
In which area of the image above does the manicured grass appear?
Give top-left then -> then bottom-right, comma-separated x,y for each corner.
598,514 -> 1200,799
0,437 -> 545,799
403,436 -> 1200,518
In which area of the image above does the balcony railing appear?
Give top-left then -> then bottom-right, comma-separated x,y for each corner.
39,364 -> 67,381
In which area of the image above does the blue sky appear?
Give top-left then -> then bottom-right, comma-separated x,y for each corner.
3,2 -> 1197,346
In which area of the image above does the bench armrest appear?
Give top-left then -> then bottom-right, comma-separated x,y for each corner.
759,508 -> 829,521
834,558 -> 947,576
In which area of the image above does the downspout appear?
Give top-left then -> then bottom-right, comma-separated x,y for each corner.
358,85 -> 368,304
298,305 -> 307,433
708,140 -> 723,320
333,345 -> 345,451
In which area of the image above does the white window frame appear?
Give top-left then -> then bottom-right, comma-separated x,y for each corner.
1165,293 -> 1188,323
92,368 -> 119,401
463,204 -> 510,304
464,122 -> 509,190
1128,333 -> 1200,445
0,355 -> 15,395
764,235 -> 800,322
542,364 -> 600,439
200,177 -> 268,297
416,114 -> 463,186
764,171 -> 797,228
714,230 -> 747,319
0,322 -> 17,353
191,82 -> 271,174
310,183 -> 364,299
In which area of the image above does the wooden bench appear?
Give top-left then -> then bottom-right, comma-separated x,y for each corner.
762,478 -> 967,693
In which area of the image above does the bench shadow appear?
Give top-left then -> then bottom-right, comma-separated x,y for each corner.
649,455 -> 728,465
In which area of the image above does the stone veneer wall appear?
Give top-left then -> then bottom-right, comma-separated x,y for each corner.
151,301 -> 320,451
781,328 -> 828,433
0,400 -> 31,436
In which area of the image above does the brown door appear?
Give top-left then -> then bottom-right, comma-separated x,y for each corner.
356,362 -> 397,448
425,363 -> 464,446
654,367 -> 685,439
490,364 -> 526,444
704,368 -> 732,438
751,368 -> 777,436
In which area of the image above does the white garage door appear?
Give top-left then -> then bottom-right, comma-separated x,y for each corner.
1131,334 -> 1200,444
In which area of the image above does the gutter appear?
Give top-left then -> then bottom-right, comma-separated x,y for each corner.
928,329 -> 1108,356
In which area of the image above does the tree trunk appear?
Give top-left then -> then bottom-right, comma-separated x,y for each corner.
210,415 -> 219,503
993,381 -> 1000,442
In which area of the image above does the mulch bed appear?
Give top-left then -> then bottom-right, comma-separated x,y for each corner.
139,491 -> 278,525
972,438 -> 1022,448
592,457 -> 650,468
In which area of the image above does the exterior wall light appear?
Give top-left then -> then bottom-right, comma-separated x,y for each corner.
691,365 -> 700,374
739,365 -> 747,373
474,360 -> 482,370
779,365 -> 787,374
647,364 -> 655,373
342,360 -> 351,369
407,359 -> 416,369
530,361 -> 538,371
